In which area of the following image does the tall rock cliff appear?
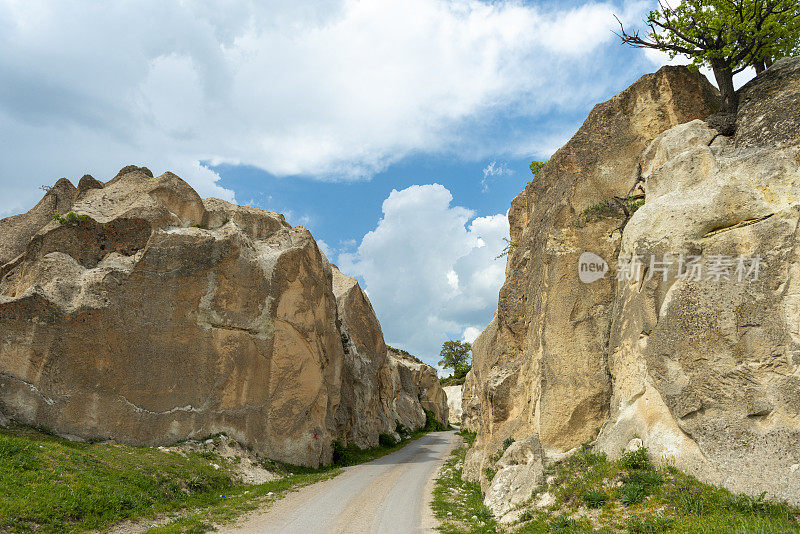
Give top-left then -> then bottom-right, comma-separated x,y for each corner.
596,57 -> 800,505
461,65 -> 723,516
0,166 -> 445,466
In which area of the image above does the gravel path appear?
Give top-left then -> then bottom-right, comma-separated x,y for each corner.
217,430 -> 459,534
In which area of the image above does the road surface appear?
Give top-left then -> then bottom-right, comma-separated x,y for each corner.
218,430 -> 459,534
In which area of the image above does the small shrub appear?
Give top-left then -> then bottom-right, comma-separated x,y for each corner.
549,515 -> 579,531
484,466 -> 497,482
378,433 -> 397,448
457,429 -> 477,446
582,489 -> 608,508
620,482 -> 647,506
625,469 -> 662,489
619,447 -> 651,471
501,437 -> 515,451
52,211 -> 89,226
423,408 -> 446,432
395,420 -> 409,437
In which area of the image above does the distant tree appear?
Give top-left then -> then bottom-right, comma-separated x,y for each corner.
528,160 -> 547,181
438,340 -> 472,377
616,1 -> 800,113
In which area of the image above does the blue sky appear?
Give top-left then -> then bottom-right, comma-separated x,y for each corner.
0,0 -> 728,367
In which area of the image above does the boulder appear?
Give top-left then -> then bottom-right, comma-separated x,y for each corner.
596,57 -> 800,505
443,385 -> 462,425
464,66 -> 720,495
0,167 -> 344,467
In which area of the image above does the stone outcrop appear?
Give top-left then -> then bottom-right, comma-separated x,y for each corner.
596,57 -> 800,505
385,347 -> 449,428
461,65 -> 722,515
0,165 -> 444,466
332,265 -> 394,448
443,385 -> 462,426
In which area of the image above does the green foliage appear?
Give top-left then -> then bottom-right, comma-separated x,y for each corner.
582,489 -> 608,508
0,425 -> 233,533
617,0 -> 800,111
528,160 -> 547,181
619,447 -> 652,471
501,437 -> 515,451
431,444 -> 500,533
440,363 -> 471,386
438,340 -> 472,373
52,211 -> 89,226
496,237 -> 518,259
378,433 -> 398,448
456,429 -> 477,447
625,514 -> 674,533
423,408 -> 447,432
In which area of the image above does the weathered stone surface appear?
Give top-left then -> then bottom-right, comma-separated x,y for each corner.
597,59 -> 800,505
0,166 -> 447,465
0,178 -> 76,265
385,347 -> 449,428
463,66 -> 720,497
443,385 -> 462,425
484,435 -> 544,519
0,168 -> 346,467
332,265 -> 394,448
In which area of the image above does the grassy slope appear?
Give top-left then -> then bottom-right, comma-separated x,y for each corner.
0,420 -> 442,534
432,432 -> 800,534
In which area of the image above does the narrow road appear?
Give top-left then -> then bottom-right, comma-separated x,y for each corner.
218,430 -> 459,534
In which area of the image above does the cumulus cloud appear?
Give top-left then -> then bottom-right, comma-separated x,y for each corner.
462,326 -> 482,344
338,184 -> 508,364
0,0 -> 648,216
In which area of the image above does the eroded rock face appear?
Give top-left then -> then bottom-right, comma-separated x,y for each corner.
467,58 -> 800,512
463,66 -> 720,494
384,347 -> 449,428
331,265 -> 395,448
0,167 -> 344,467
443,385 -> 462,425
596,57 -> 800,505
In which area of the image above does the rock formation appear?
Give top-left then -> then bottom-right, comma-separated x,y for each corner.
385,347 -> 449,428
596,57 -> 800,504
443,385 -> 462,426
332,264 -> 396,448
0,165 -> 445,466
461,64 -> 733,517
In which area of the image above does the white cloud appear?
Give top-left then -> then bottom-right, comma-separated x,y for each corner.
317,239 -> 333,259
0,0 -> 647,215
480,160 -> 513,192
338,183 -> 508,365
462,326 -> 481,344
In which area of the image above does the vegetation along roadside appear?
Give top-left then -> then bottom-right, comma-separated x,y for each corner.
431,430 -> 800,533
0,412 -> 447,534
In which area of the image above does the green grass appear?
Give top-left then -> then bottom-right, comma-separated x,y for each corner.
0,421 -> 441,533
432,435 -> 800,534
0,424 -> 236,533
431,441 -> 499,533
511,445 -> 800,533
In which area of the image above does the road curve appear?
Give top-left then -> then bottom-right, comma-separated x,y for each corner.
218,430 -> 458,534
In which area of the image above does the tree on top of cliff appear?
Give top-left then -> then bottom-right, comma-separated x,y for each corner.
438,340 -> 471,377
616,0 -> 800,113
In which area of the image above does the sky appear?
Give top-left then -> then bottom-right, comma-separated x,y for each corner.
0,0 -> 757,369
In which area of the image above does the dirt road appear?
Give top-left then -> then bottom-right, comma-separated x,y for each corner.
218,430 -> 459,534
